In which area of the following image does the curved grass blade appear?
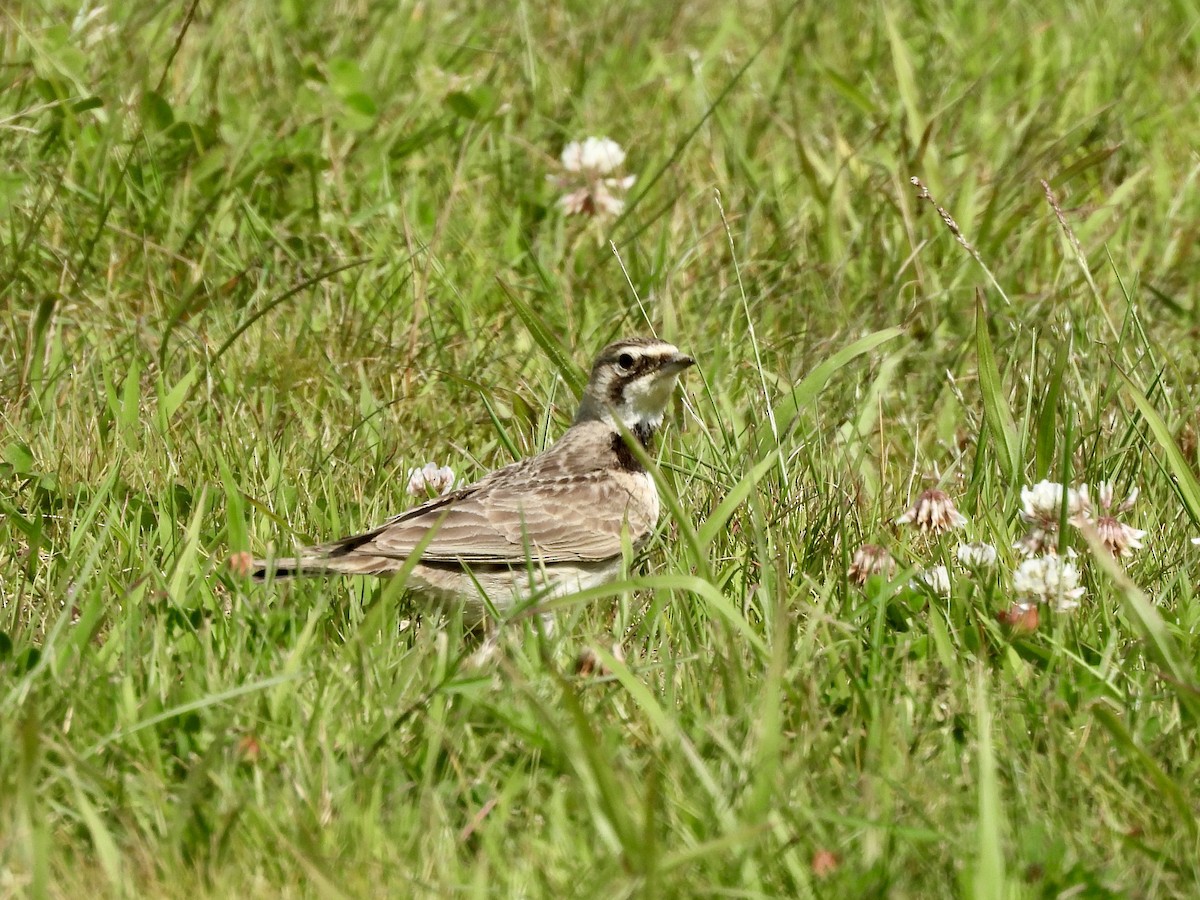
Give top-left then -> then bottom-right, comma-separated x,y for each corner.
496,276 -> 585,394
975,293 -> 1021,485
1082,523 -> 1200,723
697,453 -> 777,552
1118,367 -> 1200,527
757,326 -> 904,456
541,573 -> 768,658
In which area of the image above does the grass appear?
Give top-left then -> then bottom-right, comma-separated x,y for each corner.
2,0 -> 1200,895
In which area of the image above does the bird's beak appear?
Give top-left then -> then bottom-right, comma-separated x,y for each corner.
661,353 -> 695,373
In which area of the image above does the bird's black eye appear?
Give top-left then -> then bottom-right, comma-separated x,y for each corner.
617,352 -> 635,371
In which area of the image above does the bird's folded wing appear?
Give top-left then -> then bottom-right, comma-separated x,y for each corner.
341,473 -> 652,565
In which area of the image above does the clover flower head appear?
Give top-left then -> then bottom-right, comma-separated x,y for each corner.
848,543 -> 896,585
919,565 -> 951,598
555,137 -> 636,219
1089,481 -> 1146,558
561,137 -> 626,174
956,541 -> 998,568
406,462 -> 457,497
1014,527 -> 1057,558
1020,480 -> 1090,529
896,488 -> 968,534
1013,555 -> 1086,612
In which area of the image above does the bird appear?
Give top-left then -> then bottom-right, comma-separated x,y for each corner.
252,337 -> 695,624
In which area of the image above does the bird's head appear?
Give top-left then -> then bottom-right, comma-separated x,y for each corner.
575,337 -> 695,431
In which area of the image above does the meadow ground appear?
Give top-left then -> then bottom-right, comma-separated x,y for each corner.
2,0 -> 1200,896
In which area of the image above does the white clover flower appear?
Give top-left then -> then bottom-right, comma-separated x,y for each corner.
555,137 -> 636,219
919,565 -> 951,598
1014,527 -> 1056,557
896,488 -> 968,534
1095,481 -> 1137,513
561,137 -> 626,174
956,542 -> 998,568
848,543 -> 896,585
1088,481 -> 1146,558
406,462 -> 456,497
1093,518 -> 1146,558
1013,555 -> 1086,611
1020,480 -> 1090,529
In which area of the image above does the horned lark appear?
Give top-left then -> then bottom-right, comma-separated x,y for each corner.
252,337 -> 694,624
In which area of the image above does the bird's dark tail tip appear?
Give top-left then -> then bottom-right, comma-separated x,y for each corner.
251,566 -> 297,581
247,556 -> 307,582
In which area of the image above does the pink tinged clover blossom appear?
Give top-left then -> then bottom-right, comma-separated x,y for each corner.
896,489 -> 968,534
848,543 -> 896,586
406,462 -> 456,498
555,137 -> 636,219
1089,481 -> 1146,558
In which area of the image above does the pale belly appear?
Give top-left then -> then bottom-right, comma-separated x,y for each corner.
408,557 -> 625,625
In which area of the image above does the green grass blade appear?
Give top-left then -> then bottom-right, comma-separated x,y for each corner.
1081,524 -> 1200,723
166,485 -> 208,603
496,277 -> 585,394
542,573 -> 767,658
972,667 -> 1007,900
1034,335 -> 1069,481
696,453 -> 776,551
883,4 -> 925,147
976,294 -> 1021,485
757,326 -> 905,455
1118,367 -> 1200,527
84,673 -> 301,757
1090,702 -> 1194,824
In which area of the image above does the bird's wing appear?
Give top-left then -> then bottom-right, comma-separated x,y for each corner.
321,468 -> 655,565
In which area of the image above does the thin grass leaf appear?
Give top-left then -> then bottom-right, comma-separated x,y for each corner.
1081,524 -> 1200,723
166,485 -> 208,603
546,667 -> 639,861
496,277 -> 585,394
740,598 -> 788,822
658,824 -> 774,874
84,673 -> 301,757
594,646 -> 732,822
1090,701 -> 1194,825
883,5 -> 925,147
184,259 -> 371,405
757,326 -> 904,456
69,782 -> 125,891
612,413 -> 707,575
696,453 -> 776,551
1118,367 -> 1200,527
542,574 -> 767,658
159,364 -> 199,424
976,294 -> 1021,485
1034,335 -> 1069,481
972,667 -> 1007,900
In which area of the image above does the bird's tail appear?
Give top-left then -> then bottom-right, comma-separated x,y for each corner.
251,547 -> 398,581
